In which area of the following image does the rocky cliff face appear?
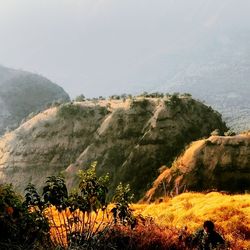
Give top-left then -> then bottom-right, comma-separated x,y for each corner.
0,96 -> 227,199
145,133 -> 250,201
0,65 -> 70,135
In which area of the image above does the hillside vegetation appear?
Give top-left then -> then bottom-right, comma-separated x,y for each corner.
2,180 -> 249,249
1,171 -> 249,249
0,95 -> 227,199
0,65 -> 70,135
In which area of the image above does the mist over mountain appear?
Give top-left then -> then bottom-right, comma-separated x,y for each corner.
0,2 -> 250,248
0,65 -> 70,135
0,0 -> 249,131
152,32 -> 250,132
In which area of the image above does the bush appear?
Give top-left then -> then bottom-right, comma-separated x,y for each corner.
224,130 -> 236,136
57,103 -> 87,119
12,162 -> 136,249
211,129 -> 221,136
0,184 -> 51,249
103,220 -> 182,250
74,94 -> 85,102
112,183 -> 135,227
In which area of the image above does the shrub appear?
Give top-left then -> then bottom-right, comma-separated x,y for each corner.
211,129 -> 221,136
112,183 -> 135,227
57,103 -> 87,119
169,93 -> 181,107
103,219 -> 182,250
74,94 -> 85,102
0,183 -> 51,249
224,130 -> 236,136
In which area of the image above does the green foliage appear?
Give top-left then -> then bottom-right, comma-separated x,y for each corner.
99,106 -> 108,116
24,183 -> 42,208
109,95 -> 121,100
0,183 -> 51,249
77,161 -> 110,212
57,103 -> 87,119
182,93 -> 192,98
169,93 -> 181,107
138,92 -> 164,98
130,99 -> 150,110
0,183 -> 22,210
74,94 -> 85,102
43,176 -> 68,211
112,183 -> 135,226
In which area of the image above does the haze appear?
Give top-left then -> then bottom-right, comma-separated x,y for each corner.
0,0 -> 249,98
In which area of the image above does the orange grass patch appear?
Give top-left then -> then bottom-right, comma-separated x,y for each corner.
132,192 -> 250,249
45,192 -> 250,249
44,206 -> 113,247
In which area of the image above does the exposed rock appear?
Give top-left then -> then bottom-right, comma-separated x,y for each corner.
0,96 -> 227,199
145,133 -> 250,202
0,65 -> 70,135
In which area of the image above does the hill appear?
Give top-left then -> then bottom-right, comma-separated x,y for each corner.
145,133 -> 250,202
0,65 -> 70,135
0,96 -> 227,199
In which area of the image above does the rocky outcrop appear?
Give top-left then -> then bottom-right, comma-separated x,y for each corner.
0,65 -> 70,135
145,133 -> 250,201
0,96 -> 227,199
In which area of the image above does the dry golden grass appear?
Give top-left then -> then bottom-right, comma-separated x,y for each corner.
46,192 -> 250,249
133,192 -> 250,249
44,206 -> 114,247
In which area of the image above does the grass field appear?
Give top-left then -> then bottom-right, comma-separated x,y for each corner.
48,192 -> 250,249
132,192 -> 250,249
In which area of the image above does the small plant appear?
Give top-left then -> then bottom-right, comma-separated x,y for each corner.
168,93 -> 181,107
57,103 -> 87,119
224,130 -> 236,136
24,183 -> 42,208
211,129 -> 221,136
43,176 -> 68,211
74,94 -> 85,102
112,183 -> 136,227
78,161 -> 109,212
65,162 -> 112,247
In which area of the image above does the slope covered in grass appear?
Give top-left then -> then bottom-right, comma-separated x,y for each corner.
133,192 -> 250,249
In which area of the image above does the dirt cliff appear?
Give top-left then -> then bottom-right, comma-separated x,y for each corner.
145,133 -> 250,201
0,96 -> 227,199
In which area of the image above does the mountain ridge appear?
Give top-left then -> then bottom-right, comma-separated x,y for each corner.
0,96 -> 227,199
0,65 -> 70,135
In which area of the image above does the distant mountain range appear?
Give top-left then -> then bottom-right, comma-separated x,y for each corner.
149,33 -> 250,132
0,65 -> 70,135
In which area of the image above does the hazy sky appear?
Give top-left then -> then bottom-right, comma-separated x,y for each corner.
0,0 -> 249,97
